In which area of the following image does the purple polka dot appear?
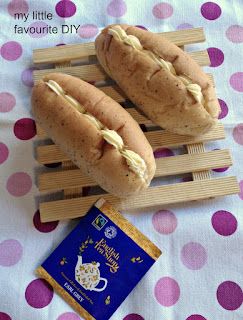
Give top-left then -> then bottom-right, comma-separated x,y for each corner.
239,180 -> 243,200
0,92 -> 16,113
78,24 -> 98,39
154,148 -> 174,158
207,47 -> 224,67
212,210 -> 237,236
0,312 -> 12,320
217,281 -> 243,310
0,143 -> 9,164
21,67 -> 38,87
6,172 -> 32,197
107,0 -> 127,17
28,21 -> 48,38
177,23 -> 193,30
181,242 -> 207,270
57,312 -> 80,320
25,278 -> 54,308
33,210 -> 59,233
154,277 -> 180,306
201,2 -> 221,20
123,315 -> 144,320
152,210 -> 177,234
135,25 -> 148,30
226,25 -> 243,43
44,162 -> 62,168
181,175 -> 193,182
14,118 -> 36,140
186,316 -> 207,320
8,0 -> 28,17
230,72 -> 243,92
212,166 -> 228,173
218,98 -> 228,119
55,0 -> 76,18
0,41 -> 22,61
152,2 -> 173,19
56,43 -> 66,46
233,124 -> 243,145
0,239 -> 23,267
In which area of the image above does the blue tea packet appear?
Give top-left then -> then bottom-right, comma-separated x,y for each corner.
37,199 -> 161,320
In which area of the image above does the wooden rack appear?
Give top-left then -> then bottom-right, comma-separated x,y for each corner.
33,28 -> 239,222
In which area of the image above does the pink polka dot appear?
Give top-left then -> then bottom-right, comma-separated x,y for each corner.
153,148 -> 174,158
201,2 -> 221,20
6,172 -> 32,197
28,21 -> 48,38
0,143 -> 9,164
55,0 -> 76,18
0,92 -> 16,113
218,98 -> 228,119
217,281 -> 243,310
7,0 -> 28,17
0,312 -> 12,320
177,23 -> 193,30
25,278 -> 54,308
152,210 -> 177,234
239,180 -> 243,200
212,210 -> 237,236
230,72 -> 243,92
186,316 -> 207,320
0,239 -> 23,267
152,2 -> 173,19
13,118 -> 36,140
226,25 -> 243,43
107,0 -> 127,17
21,67 -> 38,87
0,41 -> 22,61
207,47 -> 224,67
78,24 -> 98,39
33,210 -> 59,233
154,277 -> 180,306
123,315 -> 144,320
57,312 -> 80,320
233,124 -> 243,145
181,242 -> 207,270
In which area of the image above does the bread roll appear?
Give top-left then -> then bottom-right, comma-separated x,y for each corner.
95,24 -> 220,136
32,73 -> 156,197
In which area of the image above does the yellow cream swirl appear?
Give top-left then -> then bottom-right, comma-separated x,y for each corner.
108,25 -> 204,105
45,80 -> 147,180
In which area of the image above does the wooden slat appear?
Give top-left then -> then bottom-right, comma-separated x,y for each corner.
40,177 -> 239,222
187,143 -> 211,180
33,50 -> 210,83
38,149 -> 232,192
36,123 -> 225,164
33,28 -> 205,64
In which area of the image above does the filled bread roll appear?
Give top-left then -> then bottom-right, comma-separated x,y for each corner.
95,24 -> 220,136
32,73 -> 156,197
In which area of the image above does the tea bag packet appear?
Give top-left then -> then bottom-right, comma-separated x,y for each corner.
37,199 -> 161,320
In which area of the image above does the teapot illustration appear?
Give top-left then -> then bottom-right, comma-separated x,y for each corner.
75,255 -> 108,292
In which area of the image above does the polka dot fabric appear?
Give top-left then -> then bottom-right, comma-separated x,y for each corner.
0,0 -> 243,319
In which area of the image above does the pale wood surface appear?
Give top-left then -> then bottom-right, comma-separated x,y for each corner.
33,28 -> 205,64
36,123 -> 225,164
38,149 -> 232,192
40,177 -> 239,222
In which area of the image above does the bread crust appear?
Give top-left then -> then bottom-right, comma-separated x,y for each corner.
32,73 -> 156,197
95,24 -> 220,136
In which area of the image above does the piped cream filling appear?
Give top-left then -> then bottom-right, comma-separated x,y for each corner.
45,80 -> 147,181
108,25 -> 204,105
